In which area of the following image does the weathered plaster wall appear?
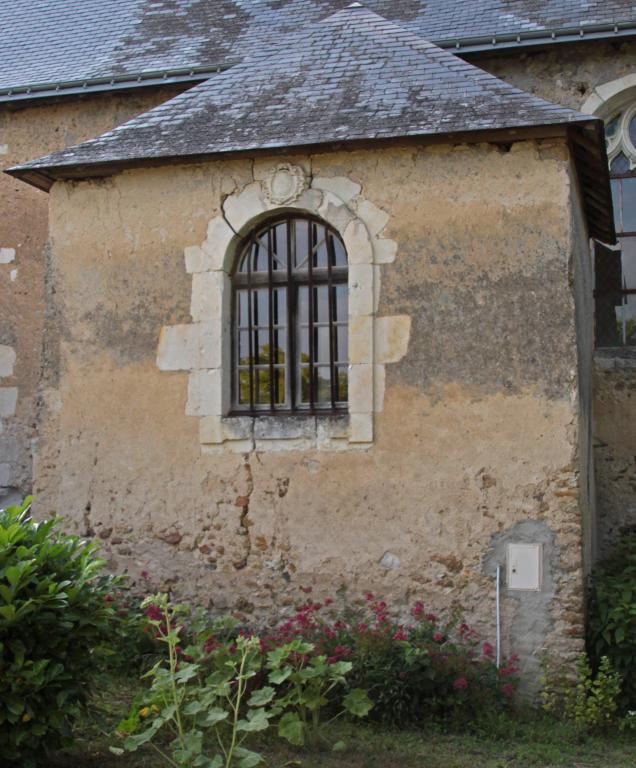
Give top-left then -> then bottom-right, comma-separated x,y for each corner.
0,87 -> 187,505
36,139 -> 588,681
480,42 -> 636,560
478,40 -> 636,112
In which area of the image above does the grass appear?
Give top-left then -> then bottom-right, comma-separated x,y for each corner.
49,677 -> 636,768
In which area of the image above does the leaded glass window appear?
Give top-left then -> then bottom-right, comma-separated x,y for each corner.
595,107 -> 636,346
232,216 -> 348,412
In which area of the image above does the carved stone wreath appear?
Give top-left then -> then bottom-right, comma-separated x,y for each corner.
262,163 -> 308,205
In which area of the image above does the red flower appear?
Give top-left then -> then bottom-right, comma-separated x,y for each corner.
144,604 -> 163,622
453,677 -> 468,690
482,642 -> 494,659
324,597 -> 334,606
140,570 -> 150,580
299,586 -> 313,594
501,682 -> 514,697
411,600 -> 425,618
393,628 -> 409,641
365,592 -> 375,602
433,632 -> 443,642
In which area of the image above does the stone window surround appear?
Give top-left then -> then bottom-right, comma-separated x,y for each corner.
156,164 -> 411,452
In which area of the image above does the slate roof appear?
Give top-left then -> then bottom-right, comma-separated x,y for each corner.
2,0 -> 636,101
6,5 -> 615,242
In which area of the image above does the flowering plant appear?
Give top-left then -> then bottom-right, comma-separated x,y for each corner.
262,589 -> 518,727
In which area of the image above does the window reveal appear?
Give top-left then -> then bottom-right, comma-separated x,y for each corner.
596,108 -> 636,347
232,216 -> 348,412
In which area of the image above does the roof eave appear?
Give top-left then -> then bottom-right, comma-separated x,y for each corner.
437,19 -> 636,56
0,64 -> 233,106
5,120 -> 615,243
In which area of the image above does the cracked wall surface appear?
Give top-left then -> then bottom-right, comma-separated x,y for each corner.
156,160 -> 410,450
33,139 -> 592,676
0,85 -> 189,506
470,42 -> 636,562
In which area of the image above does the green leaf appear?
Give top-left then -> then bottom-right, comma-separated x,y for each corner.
237,708 -> 269,732
202,708 -> 229,727
342,688 -> 373,718
247,686 -> 275,707
268,668 -> 292,685
332,740 -> 346,752
278,712 -> 304,746
234,746 -> 263,768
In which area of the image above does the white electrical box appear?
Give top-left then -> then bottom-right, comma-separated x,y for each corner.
507,543 -> 542,591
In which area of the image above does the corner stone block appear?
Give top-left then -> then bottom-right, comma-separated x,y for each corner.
348,364 -> 374,414
349,315 -> 373,365
199,415 -> 223,444
349,264 -> 374,317
373,364 -> 386,412
373,238 -> 397,264
318,192 -> 355,233
0,248 -> 16,264
343,218 -> 373,265
0,387 -> 17,417
186,369 -> 223,416
156,325 -> 198,371
200,216 -> 236,271
0,346 -> 16,377
311,176 -> 361,203
191,272 -> 224,322
223,183 -> 267,232
285,189 -> 323,215
349,413 -> 373,444
353,199 -> 390,237
375,316 -> 412,364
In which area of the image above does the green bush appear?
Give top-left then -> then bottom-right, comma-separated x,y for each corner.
540,654 -> 622,732
0,498 -> 119,766
588,532 -> 636,709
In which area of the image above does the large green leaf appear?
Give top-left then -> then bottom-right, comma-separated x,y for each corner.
247,686 -> 275,707
278,712 -> 304,746
342,688 -> 373,718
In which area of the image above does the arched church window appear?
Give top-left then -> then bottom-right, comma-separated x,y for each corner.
232,215 -> 348,412
596,107 -> 636,346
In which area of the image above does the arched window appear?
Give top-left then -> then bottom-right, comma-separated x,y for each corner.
232,215 -> 348,413
596,106 -> 636,347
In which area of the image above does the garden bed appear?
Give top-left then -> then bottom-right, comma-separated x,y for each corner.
50,678 -> 636,768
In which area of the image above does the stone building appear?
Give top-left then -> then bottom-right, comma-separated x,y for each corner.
2,0 -> 636,683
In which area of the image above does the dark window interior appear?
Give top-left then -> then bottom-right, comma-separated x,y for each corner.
232,216 -> 348,413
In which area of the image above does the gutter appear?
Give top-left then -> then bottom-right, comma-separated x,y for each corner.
0,63 -> 233,104
436,19 -> 636,55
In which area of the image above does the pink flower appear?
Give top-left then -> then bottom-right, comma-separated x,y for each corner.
482,642 -> 494,659
144,604 -> 163,622
426,613 -> 438,624
393,628 -> 409,641
453,677 -> 468,690
357,622 -> 369,632
365,592 -> 375,602
499,665 -> 517,677
324,597 -> 334,606
411,600 -> 425,618
433,632 -> 443,642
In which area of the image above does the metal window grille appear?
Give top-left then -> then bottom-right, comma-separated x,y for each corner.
232,215 -> 348,413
